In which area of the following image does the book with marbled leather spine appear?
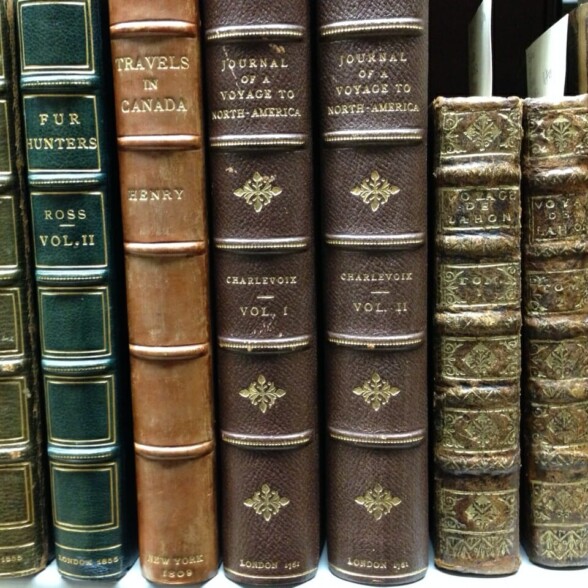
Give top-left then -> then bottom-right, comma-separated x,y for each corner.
15,0 -> 136,579
202,1 -> 320,584
108,0 -> 218,584
432,96 -> 523,575
0,0 -> 50,577
521,94 -> 588,568
317,1 -> 428,584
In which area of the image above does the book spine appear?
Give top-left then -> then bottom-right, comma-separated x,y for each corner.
432,96 -> 523,575
15,0 -> 136,579
317,1 -> 428,583
202,1 -> 320,584
0,0 -> 50,577
108,1 -> 218,584
522,94 -> 588,567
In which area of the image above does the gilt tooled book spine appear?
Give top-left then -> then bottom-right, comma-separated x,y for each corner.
108,0 -> 218,584
202,0 -> 320,584
432,96 -> 523,575
0,0 -> 50,577
15,0 -> 136,579
317,1 -> 429,584
522,95 -> 588,568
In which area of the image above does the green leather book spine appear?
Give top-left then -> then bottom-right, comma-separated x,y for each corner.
0,0 -> 51,577
15,0 -> 136,580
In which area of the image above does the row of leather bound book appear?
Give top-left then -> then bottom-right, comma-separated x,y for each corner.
1,0 -> 587,586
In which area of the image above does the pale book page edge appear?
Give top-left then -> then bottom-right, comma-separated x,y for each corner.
526,13 -> 569,98
468,0 -> 493,97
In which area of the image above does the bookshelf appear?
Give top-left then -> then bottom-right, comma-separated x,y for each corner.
5,1 -> 588,587
5,546 -> 588,586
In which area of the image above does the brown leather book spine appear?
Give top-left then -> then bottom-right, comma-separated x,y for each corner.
202,1 -> 319,584
108,2 -> 218,583
0,0 -> 50,576
317,1 -> 428,584
432,96 -> 523,575
522,94 -> 588,568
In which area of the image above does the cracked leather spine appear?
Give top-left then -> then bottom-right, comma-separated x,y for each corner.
202,1 -> 320,584
0,0 -> 50,577
108,0 -> 218,584
16,0 -> 137,580
432,96 -> 523,575
521,95 -> 588,568
317,1 -> 429,584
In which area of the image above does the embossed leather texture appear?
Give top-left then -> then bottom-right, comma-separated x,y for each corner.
432,96 -> 523,575
202,0 -> 320,584
521,95 -> 588,568
16,0 -> 137,579
317,0 -> 429,584
0,0 -> 51,577
108,0 -> 218,584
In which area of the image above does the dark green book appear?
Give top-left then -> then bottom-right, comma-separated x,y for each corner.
0,0 -> 51,576
15,0 -> 136,579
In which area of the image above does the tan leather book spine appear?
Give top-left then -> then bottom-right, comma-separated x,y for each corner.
202,1 -> 320,584
522,94 -> 588,568
317,0 -> 429,584
432,96 -> 523,575
108,1 -> 218,583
